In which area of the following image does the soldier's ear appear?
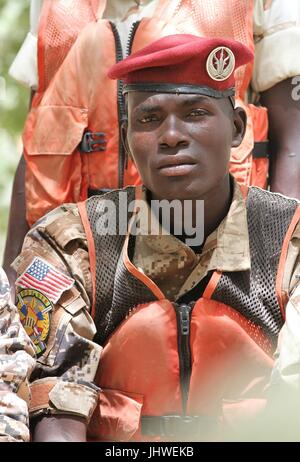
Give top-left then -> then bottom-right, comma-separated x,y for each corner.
231,106 -> 247,148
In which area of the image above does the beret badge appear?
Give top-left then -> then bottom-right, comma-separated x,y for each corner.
206,46 -> 236,81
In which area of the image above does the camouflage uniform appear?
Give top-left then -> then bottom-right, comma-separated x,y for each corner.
13,206 -> 102,423
13,181 -> 300,422
133,182 -> 251,300
0,268 -> 35,442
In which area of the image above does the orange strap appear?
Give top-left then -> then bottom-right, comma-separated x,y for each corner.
123,186 -> 165,300
203,271 -> 222,300
77,200 -> 97,320
123,231 -> 165,301
239,183 -> 249,200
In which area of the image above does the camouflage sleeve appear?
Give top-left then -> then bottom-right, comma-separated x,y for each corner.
12,204 -> 102,423
0,268 -> 35,442
269,219 -> 300,388
283,220 -> 300,298
270,283 -> 300,390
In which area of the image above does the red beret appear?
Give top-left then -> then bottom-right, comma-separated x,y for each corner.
108,34 -> 253,98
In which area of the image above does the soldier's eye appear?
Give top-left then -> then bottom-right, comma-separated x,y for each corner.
139,115 -> 159,123
188,109 -> 208,117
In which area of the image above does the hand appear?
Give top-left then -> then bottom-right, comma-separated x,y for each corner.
33,415 -> 87,442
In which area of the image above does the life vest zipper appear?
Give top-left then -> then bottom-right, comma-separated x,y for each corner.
110,20 -> 140,189
174,302 -> 194,414
110,21 -> 125,189
126,20 -> 141,57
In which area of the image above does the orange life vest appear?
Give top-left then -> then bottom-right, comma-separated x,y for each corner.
76,186 -> 300,441
88,298 -> 273,441
36,0 -> 102,94
24,0 -> 269,227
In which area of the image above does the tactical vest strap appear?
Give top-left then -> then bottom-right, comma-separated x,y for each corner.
79,131 -> 107,153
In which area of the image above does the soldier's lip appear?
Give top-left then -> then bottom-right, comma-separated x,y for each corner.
156,155 -> 196,170
157,163 -> 197,177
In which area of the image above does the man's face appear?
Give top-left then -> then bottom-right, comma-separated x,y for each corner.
125,92 -> 245,201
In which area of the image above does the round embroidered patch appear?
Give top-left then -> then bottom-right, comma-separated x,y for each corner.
17,289 -> 53,356
206,46 -> 235,81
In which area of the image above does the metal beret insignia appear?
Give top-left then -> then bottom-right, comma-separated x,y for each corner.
17,289 -> 53,356
206,46 -> 235,81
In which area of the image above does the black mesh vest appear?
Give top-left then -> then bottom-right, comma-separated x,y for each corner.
85,186 -> 298,346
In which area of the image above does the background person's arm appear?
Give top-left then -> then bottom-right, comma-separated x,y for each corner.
3,155 -> 29,292
260,78 -> 300,199
253,0 -> 300,198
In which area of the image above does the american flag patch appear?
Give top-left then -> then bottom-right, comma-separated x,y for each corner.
16,257 -> 75,304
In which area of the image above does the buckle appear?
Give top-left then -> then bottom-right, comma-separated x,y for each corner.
141,415 -> 217,439
88,188 -> 112,198
161,415 -> 195,438
79,131 -> 107,153
253,140 -> 269,159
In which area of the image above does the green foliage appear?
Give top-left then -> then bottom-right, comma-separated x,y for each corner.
0,0 -> 30,259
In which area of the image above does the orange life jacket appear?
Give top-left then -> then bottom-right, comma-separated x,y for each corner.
76,186 -> 300,441
36,0 -> 102,94
89,298 -> 273,442
24,0 -> 269,227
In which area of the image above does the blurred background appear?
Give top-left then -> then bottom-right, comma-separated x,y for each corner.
0,0 -> 29,260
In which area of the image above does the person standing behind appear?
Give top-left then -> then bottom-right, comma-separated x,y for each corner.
4,0 -> 101,290
0,268 -> 35,441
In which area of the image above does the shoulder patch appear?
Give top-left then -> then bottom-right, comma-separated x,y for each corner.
16,257 -> 75,304
17,289 -> 53,356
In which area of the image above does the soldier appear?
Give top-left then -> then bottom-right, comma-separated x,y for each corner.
13,34 -> 300,441
0,268 -> 35,442
4,0 -> 300,290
